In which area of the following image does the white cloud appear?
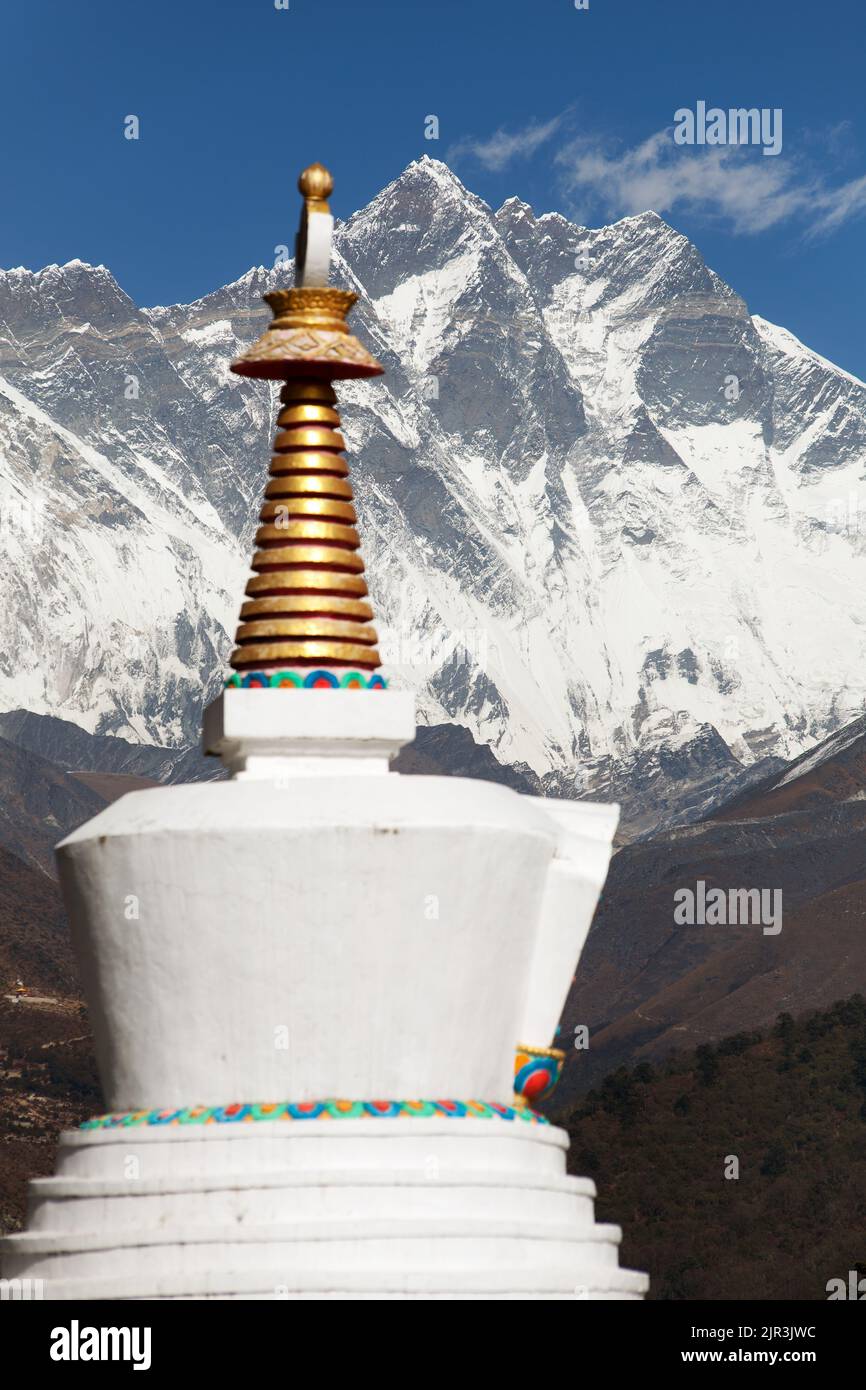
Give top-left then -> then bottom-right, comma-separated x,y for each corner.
555,128 -> 866,239
447,114 -> 565,172
808,171 -> 866,237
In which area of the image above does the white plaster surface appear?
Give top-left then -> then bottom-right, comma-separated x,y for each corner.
518,798 -> 620,1044
1,690 -> 646,1298
203,689 -> 416,776
55,773 -> 559,1109
1,1120 -> 648,1300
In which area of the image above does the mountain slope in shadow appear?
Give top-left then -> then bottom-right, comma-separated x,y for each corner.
560,714 -> 866,1098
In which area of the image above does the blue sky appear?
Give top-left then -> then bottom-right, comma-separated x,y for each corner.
3,0 -> 865,376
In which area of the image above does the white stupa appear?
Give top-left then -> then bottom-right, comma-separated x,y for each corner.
1,167 -> 647,1300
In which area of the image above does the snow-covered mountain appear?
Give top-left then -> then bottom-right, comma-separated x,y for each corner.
1,156 -> 865,805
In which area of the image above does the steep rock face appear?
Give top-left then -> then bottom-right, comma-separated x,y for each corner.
0,262 -> 248,745
1,157 -> 865,802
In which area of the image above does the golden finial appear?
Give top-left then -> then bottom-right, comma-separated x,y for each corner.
231,159 -> 382,379
298,162 -> 334,214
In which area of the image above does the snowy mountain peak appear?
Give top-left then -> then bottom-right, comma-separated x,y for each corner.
496,195 -> 536,220
0,259 -> 112,282
404,153 -> 468,183
0,162 -> 864,803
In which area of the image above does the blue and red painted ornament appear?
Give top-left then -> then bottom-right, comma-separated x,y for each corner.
513,1044 -> 566,1108
227,669 -> 387,690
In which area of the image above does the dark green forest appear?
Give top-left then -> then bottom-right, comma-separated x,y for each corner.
558,995 -> 866,1300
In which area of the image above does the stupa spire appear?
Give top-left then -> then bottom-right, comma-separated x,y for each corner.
227,164 -> 387,690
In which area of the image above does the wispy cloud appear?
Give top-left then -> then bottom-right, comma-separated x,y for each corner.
447,113 -> 566,172
808,171 -> 866,236
555,128 -> 866,240
447,108 -> 866,240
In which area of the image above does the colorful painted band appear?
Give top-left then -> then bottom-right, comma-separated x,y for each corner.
226,669 -> 387,690
514,1044 -> 566,1106
80,1099 -> 549,1130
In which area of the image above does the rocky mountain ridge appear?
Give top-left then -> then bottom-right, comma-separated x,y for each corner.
2,157 -> 865,821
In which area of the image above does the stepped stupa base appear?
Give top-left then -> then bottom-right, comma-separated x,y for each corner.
1,1115 -> 647,1300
